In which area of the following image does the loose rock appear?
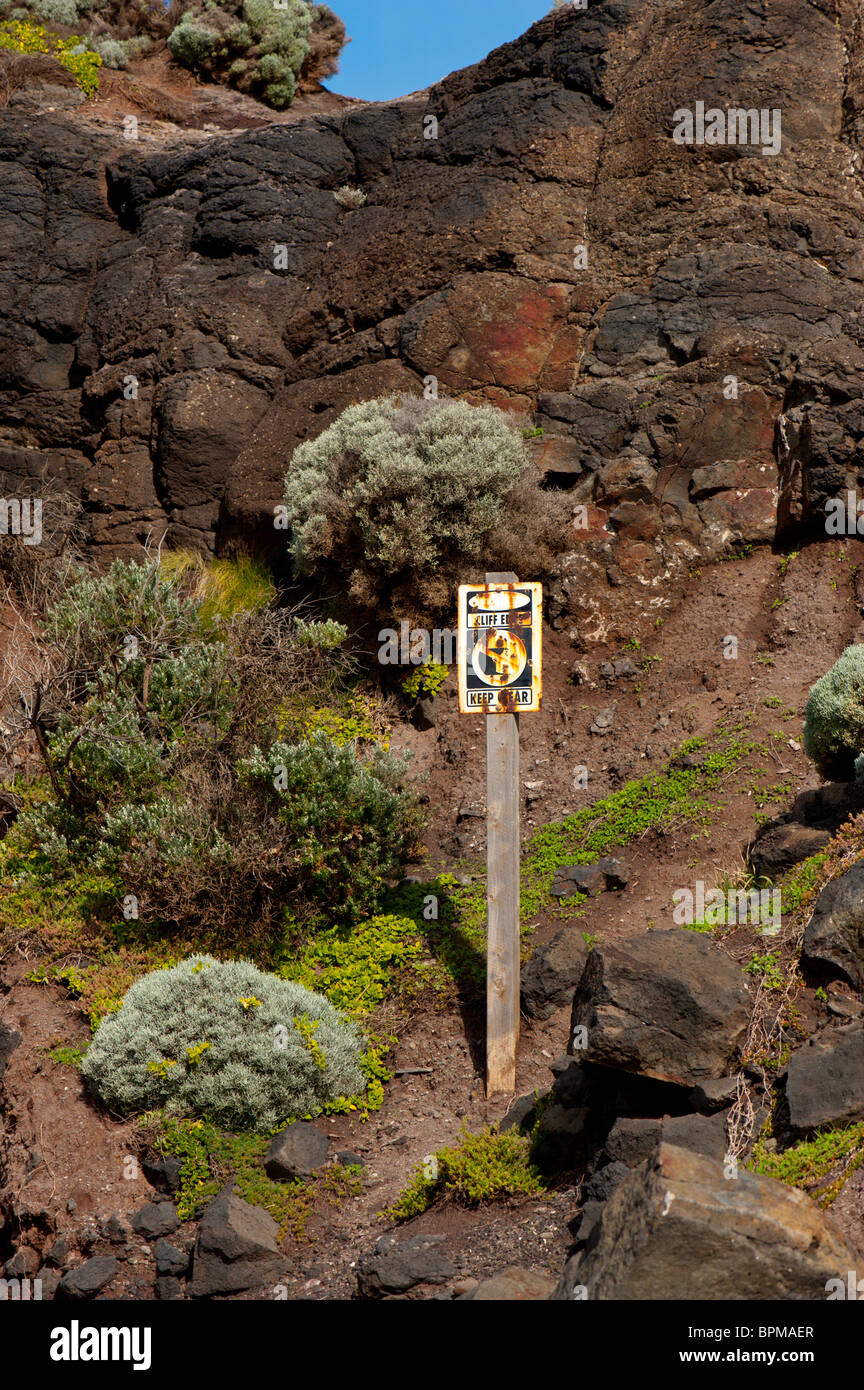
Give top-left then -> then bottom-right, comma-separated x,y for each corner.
356,1235 -> 455,1298
557,1144 -> 858,1300
188,1187 -> 283,1297
802,861 -> 864,990
264,1122 -> 329,1181
131,1201 -> 180,1239
57,1256 -> 120,1300
570,929 -> 751,1085
784,1023 -> 864,1137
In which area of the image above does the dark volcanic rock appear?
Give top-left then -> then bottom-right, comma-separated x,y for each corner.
784,1024 -> 864,1136
188,1187 -> 283,1297
688,1076 -> 739,1114
142,1153 -> 183,1195
661,1111 -> 728,1161
357,1235 -> 455,1298
521,927 -> 589,1018
603,1117 -> 662,1168
3,2 -> 863,644
131,1201 -> 180,1239
153,1238 -> 190,1277
802,861 -> 864,989
748,822 -> 831,880
57,1256 -> 120,1300
155,1276 -> 184,1300
264,1122 -> 329,1181
570,928 -> 751,1085
556,1144 -> 858,1301
550,856 -> 629,899
4,1246 -> 39,1278
580,1161 -> 632,1205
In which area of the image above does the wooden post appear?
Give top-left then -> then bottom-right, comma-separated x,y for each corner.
485,570 -> 520,1096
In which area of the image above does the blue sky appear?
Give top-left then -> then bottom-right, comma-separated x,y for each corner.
325,1 -> 553,101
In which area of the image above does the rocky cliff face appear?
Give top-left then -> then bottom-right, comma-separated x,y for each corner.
3,0 -> 864,641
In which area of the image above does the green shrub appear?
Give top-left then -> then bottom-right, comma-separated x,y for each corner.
283,394 -> 565,623
166,11 -> 218,65
164,0 -> 344,110
803,645 -> 864,781
121,34 -> 151,60
7,554 -> 411,946
387,1124 -> 546,1221
284,913 -> 430,1016
33,0 -> 77,23
239,731 -> 424,923
402,660 -> 448,701
750,1121 -> 864,1207
90,34 -> 126,66
81,954 -> 365,1131
293,617 -> 348,651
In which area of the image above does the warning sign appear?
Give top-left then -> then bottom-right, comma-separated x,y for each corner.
457,582 -> 542,713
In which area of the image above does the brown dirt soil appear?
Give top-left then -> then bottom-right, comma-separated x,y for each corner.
40,49 -> 362,138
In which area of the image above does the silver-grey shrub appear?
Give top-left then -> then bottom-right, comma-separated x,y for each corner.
81,954 -> 366,1132
283,394 -> 563,622
803,644 -> 864,781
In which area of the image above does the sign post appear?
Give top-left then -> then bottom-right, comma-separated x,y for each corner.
457,573 -> 542,1096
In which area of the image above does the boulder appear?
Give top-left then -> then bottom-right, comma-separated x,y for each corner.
748,822 -> 830,880
603,1117 -> 662,1168
101,1214 -> 129,1244
142,1153 -> 183,1195
557,1144 -> 858,1300
411,698 -> 436,731
580,1161 -> 633,1204
57,1256 -> 120,1300
334,1149 -> 365,1169
4,1246 -> 39,1278
661,1111 -> 728,1161
783,1023 -> 864,1136
520,928 -> 589,1019
499,1092 -> 540,1134
802,862 -> 864,989
356,1235 -> 455,1298
264,1122 -> 329,1181
155,1276 -> 184,1300
188,1187 -> 283,1297
789,783 -> 864,832
688,1076 -> 739,1114
35,1269 -> 62,1299
45,1237 -> 68,1268
131,1201 -> 179,1239
531,1103 -> 590,1172
570,929 -> 751,1085
153,1239 -> 189,1277
552,864 -> 605,898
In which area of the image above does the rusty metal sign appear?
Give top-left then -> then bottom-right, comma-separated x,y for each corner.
457,581 -> 542,713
